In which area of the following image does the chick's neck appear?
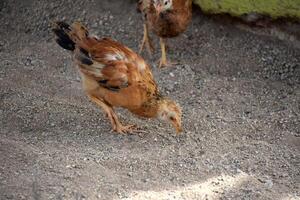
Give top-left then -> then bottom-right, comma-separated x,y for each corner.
130,94 -> 169,118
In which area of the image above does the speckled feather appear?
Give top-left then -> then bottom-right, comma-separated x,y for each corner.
53,21 -> 164,118
140,0 -> 192,38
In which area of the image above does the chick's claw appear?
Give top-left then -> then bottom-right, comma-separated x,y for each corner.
115,124 -> 137,134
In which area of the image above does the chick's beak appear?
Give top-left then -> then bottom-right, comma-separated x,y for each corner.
176,127 -> 183,134
172,121 -> 182,134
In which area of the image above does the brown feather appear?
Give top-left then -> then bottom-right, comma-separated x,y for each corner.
52,21 -> 182,133
142,0 -> 192,38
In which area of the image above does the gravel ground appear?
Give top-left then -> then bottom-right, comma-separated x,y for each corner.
0,0 -> 299,199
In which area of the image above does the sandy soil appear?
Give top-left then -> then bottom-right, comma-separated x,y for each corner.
0,0 -> 299,199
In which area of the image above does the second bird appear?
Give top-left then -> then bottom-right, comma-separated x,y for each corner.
138,0 -> 192,68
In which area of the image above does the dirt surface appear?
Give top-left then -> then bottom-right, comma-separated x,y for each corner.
0,0 -> 299,199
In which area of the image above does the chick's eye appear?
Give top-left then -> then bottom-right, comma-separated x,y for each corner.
170,116 -> 175,121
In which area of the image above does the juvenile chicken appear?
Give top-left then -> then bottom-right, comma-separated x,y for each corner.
138,0 -> 192,67
52,21 -> 182,134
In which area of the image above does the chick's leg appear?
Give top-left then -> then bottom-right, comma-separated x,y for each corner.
110,111 -> 136,134
139,23 -> 154,56
158,38 -> 177,68
88,95 -> 117,131
88,95 -> 135,134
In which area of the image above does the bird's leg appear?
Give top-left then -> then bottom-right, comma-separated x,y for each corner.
111,111 -> 136,134
159,37 -> 167,68
88,95 -> 136,134
88,95 -> 117,131
158,38 -> 177,68
139,23 -> 154,56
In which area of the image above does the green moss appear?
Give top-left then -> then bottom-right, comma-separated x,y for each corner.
193,0 -> 300,19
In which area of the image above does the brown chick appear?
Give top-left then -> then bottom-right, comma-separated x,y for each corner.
138,0 -> 192,68
52,21 -> 182,134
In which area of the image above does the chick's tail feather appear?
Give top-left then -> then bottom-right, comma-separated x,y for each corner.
52,21 -> 89,51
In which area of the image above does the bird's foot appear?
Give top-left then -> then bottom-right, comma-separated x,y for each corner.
114,124 -> 137,134
157,59 -> 178,68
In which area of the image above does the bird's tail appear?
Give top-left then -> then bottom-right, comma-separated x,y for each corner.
52,21 -> 89,51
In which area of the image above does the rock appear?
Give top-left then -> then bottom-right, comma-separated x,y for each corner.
265,179 -> 273,189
